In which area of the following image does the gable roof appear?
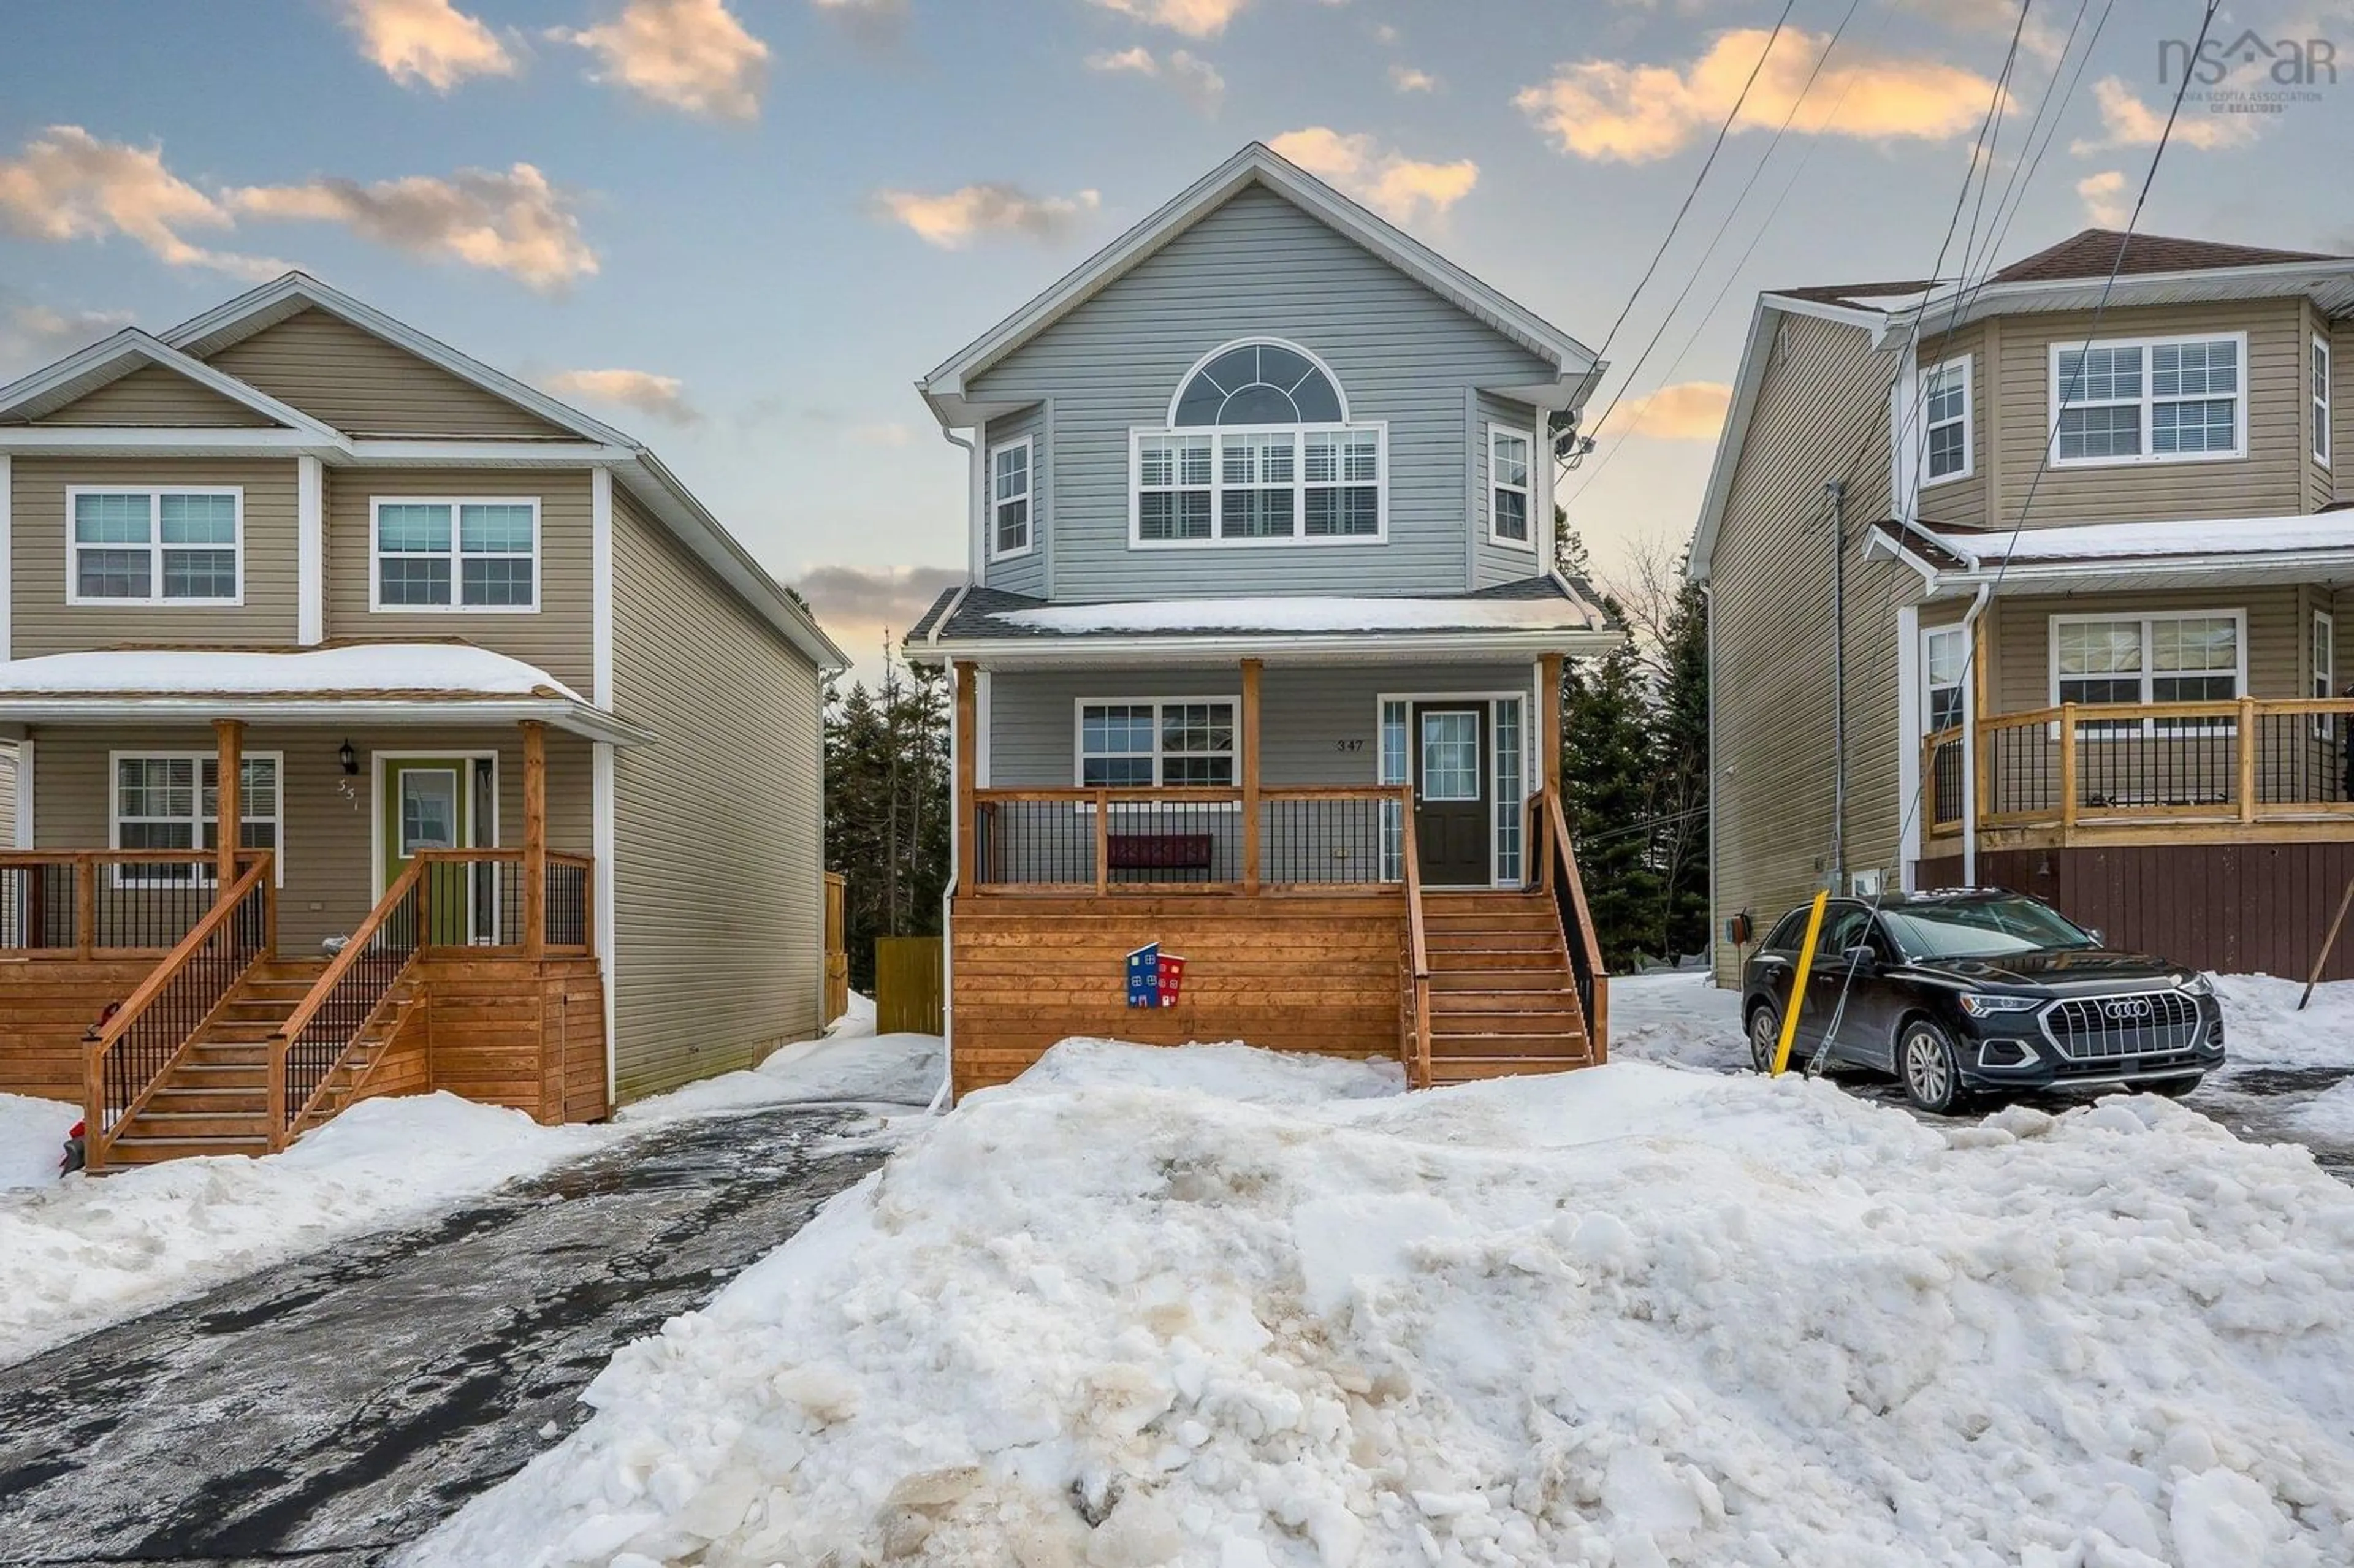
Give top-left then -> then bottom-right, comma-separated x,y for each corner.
0,328 -> 345,440
919,143 -> 1602,425
1988,229 -> 2342,285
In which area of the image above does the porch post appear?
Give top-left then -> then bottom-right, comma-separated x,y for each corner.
1240,658 -> 1262,892
1539,653 -> 1564,796
521,720 -> 547,959
213,718 -> 243,894
954,663 -> 977,892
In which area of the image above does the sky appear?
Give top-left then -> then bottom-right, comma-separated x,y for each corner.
2,0 -> 2348,684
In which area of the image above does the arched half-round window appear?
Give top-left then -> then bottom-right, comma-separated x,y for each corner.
1169,340 -> 1347,427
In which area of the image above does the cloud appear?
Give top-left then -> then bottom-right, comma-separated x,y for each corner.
1516,28 -> 2004,164
810,0 -> 907,47
338,0 -> 517,90
796,563 -> 967,657
874,183 -> 1102,248
1086,45 -> 1225,109
544,367 -> 698,424
2076,169 -> 2131,228
847,421 -> 915,446
228,162 -> 596,291
1388,64 -> 1436,93
1595,381 -> 1732,441
1084,0 -> 1250,37
0,289 -> 135,379
2070,77 -> 2262,154
553,0 -> 769,120
0,126 -> 288,280
1884,0 -> 2070,64
1266,128 -> 1477,223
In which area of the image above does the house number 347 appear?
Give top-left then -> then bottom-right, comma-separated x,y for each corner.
1335,739 -> 1365,753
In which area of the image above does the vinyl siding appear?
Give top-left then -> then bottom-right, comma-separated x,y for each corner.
1471,391 -> 1547,587
1708,311 -> 1905,987
30,363 -> 277,427
981,403 -> 1048,597
964,184 -> 1558,601
26,722 -> 588,954
2334,319 -> 2352,498
9,455 -> 300,652
1915,323 -> 1988,530
204,308 -> 574,438
1990,299 -> 2311,530
324,466 -> 594,690
1989,586 -> 2310,714
610,490 -> 825,1101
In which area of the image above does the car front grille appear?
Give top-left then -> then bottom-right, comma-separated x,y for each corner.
2040,991 -> 2202,1062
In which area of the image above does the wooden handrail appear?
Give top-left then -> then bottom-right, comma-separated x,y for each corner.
968,784 -> 1409,804
85,854 -> 273,1060
1541,785 -> 1610,1060
1396,785 -> 1430,1089
275,857 -> 428,1055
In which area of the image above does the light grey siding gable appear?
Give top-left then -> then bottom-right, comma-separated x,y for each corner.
965,184 -> 1559,601
1472,390 -> 1546,587
982,402 -> 1047,597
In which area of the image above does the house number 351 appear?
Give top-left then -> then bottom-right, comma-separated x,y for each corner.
1335,739 -> 1365,753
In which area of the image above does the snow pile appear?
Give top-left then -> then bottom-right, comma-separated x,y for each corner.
1,1094 -> 77,1190
990,595 -> 1598,636
1601,972 -> 1744,1073
409,1045 -> 2354,1568
618,1034 -> 943,1124
2208,973 -> 2354,1073
828,991 -> 878,1038
0,644 -> 586,702
0,1094 -> 600,1366
1925,512 -> 2354,568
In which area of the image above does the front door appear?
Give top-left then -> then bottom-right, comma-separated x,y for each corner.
381,758 -> 474,944
1412,704 -> 1489,885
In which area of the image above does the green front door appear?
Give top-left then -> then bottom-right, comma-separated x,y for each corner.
382,758 -> 473,944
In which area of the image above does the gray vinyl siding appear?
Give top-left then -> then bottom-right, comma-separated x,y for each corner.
1916,323 -> 1989,531
30,364 -> 276,427
1471,391 -> 1547,587
963,183 -> 1558,601
9,455 -> 300,652
982,403 -> 1048,598
611,491 -> 825,1102
1988,586 -> 2310,715
1707,311 -> 1905,986
323,467 -> 595,691
204,309 -> 574,438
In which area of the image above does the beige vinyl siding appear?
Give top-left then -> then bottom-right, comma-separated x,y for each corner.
1916,322 -> 1988,530
2334,319 -> 2352,499
9,455 -> 299,652
205,308 -> 574,438
611,491 -> 825,1101
1987,587 -> 2307,715
324,467 -> 594,690
1708,311 -> 1905,986
31,364 -> 277,427
1990,299 -> 2309,530
26,722 -> 588,954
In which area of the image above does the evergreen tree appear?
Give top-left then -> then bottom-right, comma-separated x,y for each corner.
823,639 -> 950,990
1648,567 -> 1710,961
1559,636 -> 1663,972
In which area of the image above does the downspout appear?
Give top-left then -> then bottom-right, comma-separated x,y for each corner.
1826,480 -> 1846,891
933,423 -> 980,1116
1959,582 -> 1993,887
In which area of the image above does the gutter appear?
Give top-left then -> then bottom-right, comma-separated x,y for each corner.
921,626 -> 1627,665
0,696 -> 656,748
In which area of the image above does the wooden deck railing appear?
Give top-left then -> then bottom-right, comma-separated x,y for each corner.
1,851 -> 250,957
968,785 -> 1409,894
1398,797 -> 1431,1089
82,853 -> 274,1172
269,857 -> 426,1146
1927,697 -> 2354,839
1533,786 -> 1609,1060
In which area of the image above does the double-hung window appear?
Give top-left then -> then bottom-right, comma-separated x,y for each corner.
1489,426 -> 1532,545
990,437 -> 1033,559
111,752 -> 282,885
2053,611 -> 2243,735
1922,357 -> 1972,484
1923,626 -> 1967,734
2315,336 -> 2334,468
372,498 -> 540,611
1077,699 -> 1236,788
67,488 -> 242,606
2052,333 -> 2245,466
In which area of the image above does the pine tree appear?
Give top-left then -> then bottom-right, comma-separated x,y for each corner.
1560,636 -> 1664,972
823,639 -> 950,990
1649,567 -> 1710,961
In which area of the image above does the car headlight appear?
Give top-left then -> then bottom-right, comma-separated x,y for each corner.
1958,992 -> 2041,1017
2179,972 -> 2216,998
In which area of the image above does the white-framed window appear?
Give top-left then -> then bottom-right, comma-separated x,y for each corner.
2050,332 -> 2247,467
66,487 -> 242,606
989,436 -> 1033,560
109,752 -> 282,886
370,497 -> 541,612
1075,698 -> 1237,789
1130,339 -> 1387,547
1922,356 -> 1973,485
2315,335 -> 2333,468
2051,610 -> 2245,735
1488,424 -> 1533,546
2316,609 -> 2336,739
1923,625 -> 1967,734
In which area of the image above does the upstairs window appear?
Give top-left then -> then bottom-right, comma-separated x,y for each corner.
1488,425 -> 1532,546
2315,335 -> 2333,468
1132,339 -> 1385,547
67,488 -> 241,606
1922,357 -> 1972,484
2052,333 -> 2244,467
372,498 -> 539,612
990,436 -> 1033,560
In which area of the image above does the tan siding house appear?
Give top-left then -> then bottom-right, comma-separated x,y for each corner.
0,273 -> 844,1169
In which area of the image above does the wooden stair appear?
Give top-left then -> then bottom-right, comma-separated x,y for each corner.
102,959 -> 334,1166
1418,891 -> 1596,1085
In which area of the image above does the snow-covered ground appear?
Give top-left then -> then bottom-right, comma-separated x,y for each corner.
1,1092 -> 79,1190
409,1032 -> 2354,1568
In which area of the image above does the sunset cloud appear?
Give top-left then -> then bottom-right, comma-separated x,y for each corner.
1267,127 -> 1476,223
0,289 -> 135,378
1596,381 -> 1733,441
1085,0 -> 1251,38
338,0 -> 516,91
229,162 -> 596,290
1517,28 -> 2003,164
2071,77 -> 2261,154
554,0 -> 769,120
873,183 -> 1102,248
2076,169 -> 2131,229
797,562 -> 967,666
1389,64 -> 1437,93
544,367 -> 698,424
1086,45 -> 1225,110
0,126 -> 285,280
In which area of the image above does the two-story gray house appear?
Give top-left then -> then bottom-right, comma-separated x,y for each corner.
907,144 -> 1624,1097
1694,229 -> 2354,987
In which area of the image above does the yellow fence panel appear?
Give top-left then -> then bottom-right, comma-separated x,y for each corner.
875,935 -> 944,1036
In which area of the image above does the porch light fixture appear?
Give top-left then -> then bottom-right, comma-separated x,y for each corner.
338,739 -> 357,776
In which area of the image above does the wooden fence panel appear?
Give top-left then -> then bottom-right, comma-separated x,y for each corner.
824,871 -> 850,1026
875,936 -> 944,1036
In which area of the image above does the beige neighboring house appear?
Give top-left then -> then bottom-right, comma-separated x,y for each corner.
0,273 -> 844,1170
1694,230 -> 2354,985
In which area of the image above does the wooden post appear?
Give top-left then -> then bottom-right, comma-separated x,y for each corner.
2236,695 -> 2258,824
2299,872 -> 2354,1010
213,718 -> 243,894
1240,658 -> 1262,893
74,853 -> 95,960
2059,702 -> 2079,837
1094,789 -> 1110,896
1539,653 -> 1564,794
521,720 -> 547,959
954,663 -> 978,892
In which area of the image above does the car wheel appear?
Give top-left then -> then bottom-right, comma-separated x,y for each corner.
1899,1019 -> 1968,1114
1747,1003 -> 1781,1074
2149,1075 -> 2203,1100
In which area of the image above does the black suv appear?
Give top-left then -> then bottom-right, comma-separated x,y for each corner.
1740,890 -> 2225,1113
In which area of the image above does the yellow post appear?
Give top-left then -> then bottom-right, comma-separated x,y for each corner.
1771,889 -> 1830,1076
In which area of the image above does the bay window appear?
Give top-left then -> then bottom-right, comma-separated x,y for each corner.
2316,335 -> 2333,468
2051,333 -> 2245,466
1922,357 -> 1972,483
990,436 -> 1033,559
1488,425 -> 1532,545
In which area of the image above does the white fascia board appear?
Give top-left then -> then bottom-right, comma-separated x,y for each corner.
297,456 -> 324,645
924,627 -> 1627,668
0,329 -> 341,438
0,452 -> 11,662
1940,548 -> 2354,590
337,440 -> 634,465
1891,257 -> 2354,340
0,696 -> 653,746
0,427 -> 333,455
592,467 -> 614,710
